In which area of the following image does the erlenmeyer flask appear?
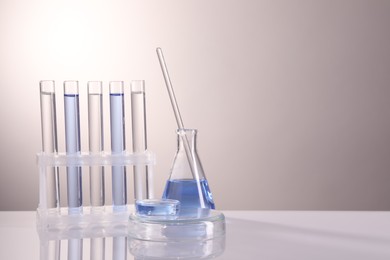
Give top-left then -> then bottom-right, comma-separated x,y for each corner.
162,128 -> 215,209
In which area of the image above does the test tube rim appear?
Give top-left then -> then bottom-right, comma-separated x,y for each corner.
40,80 -> 55,94
64,80 -> 79,95
87,81 -> 103,94
109,81 -> 124,94
131,80 -> 145,93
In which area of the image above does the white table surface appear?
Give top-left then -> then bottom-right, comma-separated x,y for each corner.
1,210 -> 390,259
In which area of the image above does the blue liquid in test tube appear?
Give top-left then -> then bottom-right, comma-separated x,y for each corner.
110,81 -> 127,260
64,81 -> 83,260
64,81 -> 82,210
110,81 -> 127,208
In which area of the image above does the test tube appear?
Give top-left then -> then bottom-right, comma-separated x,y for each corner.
131,80 -> 153,200
109,81 -> 127,208
39,80 -> 60,208
91,238 -> 105,260
88,81 -> 105,260
68,240 -> 83,260
88,81 -> 105,207
64,81 -> 82,210
64,81 -> 83,260
39,81 -> 61,260
110,81 -> 127,260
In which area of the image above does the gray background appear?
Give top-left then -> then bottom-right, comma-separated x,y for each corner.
1,0 -> 390,210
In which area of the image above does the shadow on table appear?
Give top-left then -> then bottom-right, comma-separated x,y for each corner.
220,217 -> 390,260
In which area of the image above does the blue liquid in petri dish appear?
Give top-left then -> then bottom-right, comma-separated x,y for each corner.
162,179 -> 215,209
136,199 -> 180,216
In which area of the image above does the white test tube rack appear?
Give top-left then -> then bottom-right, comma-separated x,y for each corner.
36,151 -> 155,241
36,80 -> 154,242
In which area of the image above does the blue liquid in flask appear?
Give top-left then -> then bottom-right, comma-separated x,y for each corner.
162,179 -> 215,209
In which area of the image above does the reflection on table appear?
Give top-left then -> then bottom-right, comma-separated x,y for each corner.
1,211 -> 390,259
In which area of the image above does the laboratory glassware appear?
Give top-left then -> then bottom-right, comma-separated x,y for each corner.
131,80 -> 153,201
64,80 -> 83,260
88,81 -> 105,260
109,81 -> 127,208
127,49 -> 225,259
135,199 -> 180,216
163,128 -> 215,209
39,80 -> 60,209
64,81 -> 82,210
109,81 -> 127,260
39,80 -> 61,260
88,81 -> 105,207
37,79 -> 157,260
156,47 -> 215,209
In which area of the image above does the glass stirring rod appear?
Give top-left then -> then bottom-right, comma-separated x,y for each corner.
156,48 -> 206,208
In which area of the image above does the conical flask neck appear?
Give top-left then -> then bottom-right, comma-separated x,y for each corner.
177,128 -> 197,152
169,128 -> 204,181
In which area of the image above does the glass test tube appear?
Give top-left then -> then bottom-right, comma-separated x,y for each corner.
88,81 -> 105,207
64,81 -> 82,210
88,82 -> 106,260
64,81 -> 83,260
110,82 -> 127,260
109,81 -> 127,207
40,81 -> 61,260
131,80 -> 153,200
90,238 -> 105,260
39,80 -> 60,208
68,240 -> 83,260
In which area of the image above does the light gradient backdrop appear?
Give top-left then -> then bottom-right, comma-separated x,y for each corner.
1,0 -> 390,210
